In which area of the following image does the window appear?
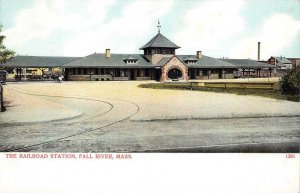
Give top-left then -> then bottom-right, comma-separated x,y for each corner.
162,49 -> 172,54
225,69 -> 233,73
115,69 -> 120,77
125,60 -> 137,64
120,69 -> 128,77
120,70 -> 125,77
146,49 -> 151,55
152,49 -> 161,54
145,69 -> 150,77
137,69 -> 140,77
211,69 -> 218,74
203,69 -> 208,76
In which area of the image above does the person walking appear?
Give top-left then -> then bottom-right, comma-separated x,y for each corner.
58,75 -> 64,83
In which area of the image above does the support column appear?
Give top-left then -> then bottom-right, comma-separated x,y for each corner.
0,84 -> 5,112
15,68 -> 18,81
19,68 -> 22,81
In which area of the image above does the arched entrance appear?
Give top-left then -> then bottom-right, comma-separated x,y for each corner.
167,68 -> 182,79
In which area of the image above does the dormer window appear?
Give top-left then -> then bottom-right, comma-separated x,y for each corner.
186,61 -> 197,64
124,56 -> 138,64
127,60 -> 137,64
184,56 -> 198,64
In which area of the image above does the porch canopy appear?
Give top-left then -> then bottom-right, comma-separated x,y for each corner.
0,56 -> 81,68
221,59 -> 275,69
221,59 -> 276,77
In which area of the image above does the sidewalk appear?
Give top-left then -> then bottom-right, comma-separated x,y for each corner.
0,87 -> 82,124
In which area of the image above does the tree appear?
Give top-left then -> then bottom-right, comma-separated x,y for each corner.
280,67 -> 300,95
0,24 -> 15,64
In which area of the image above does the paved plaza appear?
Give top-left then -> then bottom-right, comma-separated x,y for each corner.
0,80 -> 299,152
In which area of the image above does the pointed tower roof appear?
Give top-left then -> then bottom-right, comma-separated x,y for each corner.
139,33 -> 181,50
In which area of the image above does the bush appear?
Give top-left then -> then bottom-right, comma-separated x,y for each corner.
280,67 -> 300,95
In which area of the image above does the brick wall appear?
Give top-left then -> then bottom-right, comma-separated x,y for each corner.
151,54 -> 173,64
161,56 -> 188,82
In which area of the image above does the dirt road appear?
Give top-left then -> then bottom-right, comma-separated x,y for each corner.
0,81 -> 299,152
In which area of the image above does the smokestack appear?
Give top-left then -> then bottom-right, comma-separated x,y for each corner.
196,51 -> 202,59
105,49 -> 111,58
257,42 -> 261,61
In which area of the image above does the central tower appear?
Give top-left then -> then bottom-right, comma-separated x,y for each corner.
139,20 -> 180,64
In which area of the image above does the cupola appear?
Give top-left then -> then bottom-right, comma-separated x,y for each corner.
140,20 -> 180,56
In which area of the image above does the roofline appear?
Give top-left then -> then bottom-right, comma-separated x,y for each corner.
139,33 -> 181,49
0,65 -> 62,68
139,46 -> 181,50
64,66 -> 239,69
63,65 -> 159,68
159,55 -> 178,67
236,66 -> 275,69
188,66 -> 237,69
12,55 -> 82,58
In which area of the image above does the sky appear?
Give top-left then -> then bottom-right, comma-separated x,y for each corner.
0,0 -> 299,60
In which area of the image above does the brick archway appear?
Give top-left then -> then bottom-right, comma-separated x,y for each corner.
167,67 -> 183,79
161,56 -> 188,82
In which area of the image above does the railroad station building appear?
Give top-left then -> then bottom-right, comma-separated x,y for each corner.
63,32 -> 239,82
62,28 -> 274,81
1,23 -> 275,82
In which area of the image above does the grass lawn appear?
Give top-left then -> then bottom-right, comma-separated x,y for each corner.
138,83 -> 300,102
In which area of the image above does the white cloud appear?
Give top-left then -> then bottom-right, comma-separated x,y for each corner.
4,0 -> 299,59
62,0 -> 174,56
3,0 -> 174,56
230,13 -> 300,60
2,0 -> 117,53
174,0 -> 246,55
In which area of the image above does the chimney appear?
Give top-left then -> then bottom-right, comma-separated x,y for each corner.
196,51 -> 202,59
105,49 -> 111,58
257,42 -> 261,61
